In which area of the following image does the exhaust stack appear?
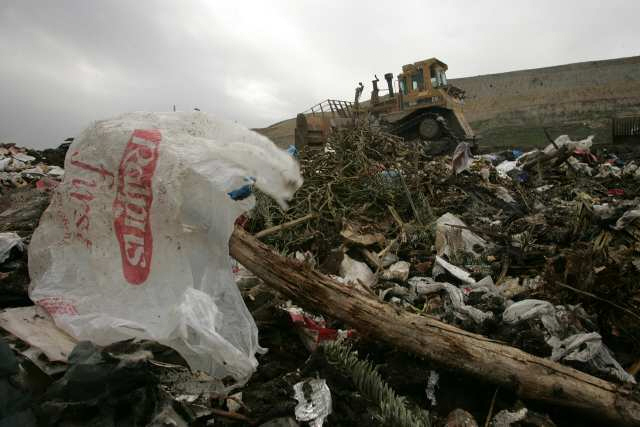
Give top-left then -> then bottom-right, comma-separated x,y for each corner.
384,73 -> 394,97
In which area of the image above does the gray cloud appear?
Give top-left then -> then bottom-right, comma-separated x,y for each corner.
1,0 -> 639,148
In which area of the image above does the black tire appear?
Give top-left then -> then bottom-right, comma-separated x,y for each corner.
418,117 -> 441,139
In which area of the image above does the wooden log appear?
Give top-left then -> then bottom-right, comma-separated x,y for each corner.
229,227 -> 640,426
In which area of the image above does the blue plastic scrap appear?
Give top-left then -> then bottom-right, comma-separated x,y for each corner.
228,177 -> 256,201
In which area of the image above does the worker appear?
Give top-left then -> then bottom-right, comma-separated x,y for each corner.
354,82 -> 364,106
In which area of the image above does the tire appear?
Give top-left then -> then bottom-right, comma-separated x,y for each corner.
418,117 -> 441,139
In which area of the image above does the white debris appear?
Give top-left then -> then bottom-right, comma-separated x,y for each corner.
0,232 -> 24,263
47,166 -> 65,177
503,300 -> 636,383
549,332 -> 636,383
410,277 -> 493,323
12,152 -> 36,163
491,408 -> 528,427
544,134 -> 593,155
293,379 -> 332,427
0,157 -> 11,171
496,160 -> 518,178
381,261 -> 410,282
595,163 -> 622,179
434,256 -> 476,285
426,370 -> 439,406
339,254 -> 375,288
435,213 -> 487,259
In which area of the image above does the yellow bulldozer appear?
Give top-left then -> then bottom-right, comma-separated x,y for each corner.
295,58 -> 475,149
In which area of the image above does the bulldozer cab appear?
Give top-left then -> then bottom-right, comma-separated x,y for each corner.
398,58 -> 450,105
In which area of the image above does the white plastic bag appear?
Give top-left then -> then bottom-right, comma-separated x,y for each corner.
28,112 -> 302,384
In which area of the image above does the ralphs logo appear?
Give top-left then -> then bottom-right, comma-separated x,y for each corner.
113,129 -> 161,285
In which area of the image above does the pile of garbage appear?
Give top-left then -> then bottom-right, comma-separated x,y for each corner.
243,126 -> 640,422
0,143 -> 67,190
1,143 -> 69,307
2,119 -> 640,426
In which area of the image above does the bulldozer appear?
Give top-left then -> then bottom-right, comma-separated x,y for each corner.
295,58 -> 475,149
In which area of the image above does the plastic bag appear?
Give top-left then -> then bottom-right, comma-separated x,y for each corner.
28,112 -> 302,385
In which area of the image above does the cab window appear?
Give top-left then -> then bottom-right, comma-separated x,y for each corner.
411,69 -> 424,91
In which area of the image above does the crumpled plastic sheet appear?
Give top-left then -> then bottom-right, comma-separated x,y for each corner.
614,207 -> 640,230
451,142 -> 473,175
409,277 -> 494,323
0,232 -> 24,263
496,160 -> 518,178
381,261 -> 410,282
543,134 -> 593,155
503,300 -> 635,383
435,213 -> 488,259
293,379 -> 332,427
433,255 -> 476,285
549,332 -> 636,383
339,254 -> 375,288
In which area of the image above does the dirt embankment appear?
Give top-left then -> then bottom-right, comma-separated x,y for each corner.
450,55 -> 640,149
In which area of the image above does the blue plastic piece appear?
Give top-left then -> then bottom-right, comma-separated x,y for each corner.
287,145 -> 298,157
228,176 -> 256,201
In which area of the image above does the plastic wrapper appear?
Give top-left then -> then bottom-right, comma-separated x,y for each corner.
293,378 -> 332,426
28,112 -> 302,385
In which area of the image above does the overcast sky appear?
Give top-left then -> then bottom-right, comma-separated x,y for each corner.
1,1 -> 639,148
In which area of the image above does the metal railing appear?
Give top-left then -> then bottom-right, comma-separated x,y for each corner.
303,99 -> 354,118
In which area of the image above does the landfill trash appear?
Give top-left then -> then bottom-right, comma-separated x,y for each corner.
282,303 -> 353,352
613,205 -> 640,230
549,332 -> 636,383
491,408 -> 528,427
293,378 -> 332,427
492,185 -> 516,204
287,144 -> 299,157
564,156 -> 593,175
503,300 -> 635,383
445,408 -> 478,427
496,160 -> 518,177
226,392 -> 243,412
543,135 -> 593,155
0,306 -> 76,363
232,259 -> 262,289
435,213 -> 487,259
452,142 -> 473,174
595,163 -> 622,178
36,340 -> 217,426
381,252 -> 399,267
4,117 -> 640,426
28,112 -> 302,384
409,277 -> 493,323
425,370 -> 439,406
340,224 -> 385,246
339,254 -> 375,288
381,260 -> 410,282
433,256 -> 476,285
498,277 -> 526,299
0,232 -> 23,263
0,143 -> 67,190
228,176 -> 256,200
